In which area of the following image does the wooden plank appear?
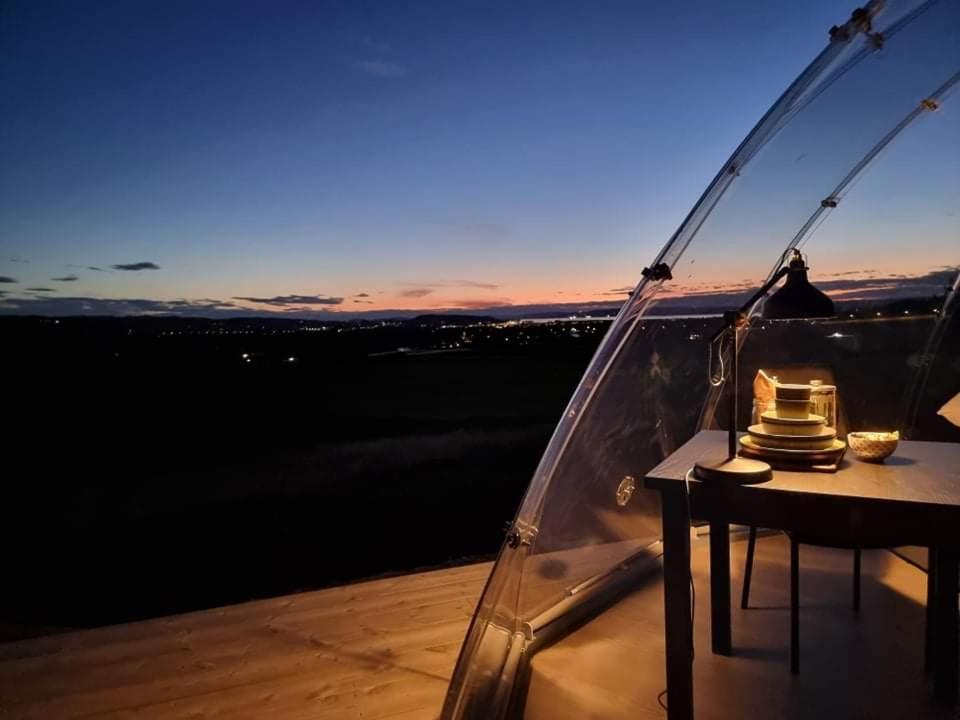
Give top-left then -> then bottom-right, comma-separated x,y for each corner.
0,562 -> 490,664
0,605 -> 475,713
0,563 -> 492,720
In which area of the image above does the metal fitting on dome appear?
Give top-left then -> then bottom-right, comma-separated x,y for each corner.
642,263 -> 673,282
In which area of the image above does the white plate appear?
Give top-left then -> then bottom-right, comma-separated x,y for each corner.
747,425 -> 836,450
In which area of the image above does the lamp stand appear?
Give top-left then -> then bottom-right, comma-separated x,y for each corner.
694,319 -> 773,484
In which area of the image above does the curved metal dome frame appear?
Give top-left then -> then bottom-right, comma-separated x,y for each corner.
443,2 -> 960,717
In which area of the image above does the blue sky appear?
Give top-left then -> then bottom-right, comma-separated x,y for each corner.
1,0 -> 955,317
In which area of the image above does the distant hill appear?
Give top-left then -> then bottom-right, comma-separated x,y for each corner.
405,314 -> 499,326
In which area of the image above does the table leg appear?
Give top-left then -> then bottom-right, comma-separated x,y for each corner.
661,487 -> 694,720
709,520 -> 731,655
932,547 -> 958,704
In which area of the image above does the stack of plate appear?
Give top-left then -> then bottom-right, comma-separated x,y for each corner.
739,384 -> 846,468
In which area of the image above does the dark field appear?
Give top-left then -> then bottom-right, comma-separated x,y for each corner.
1,303 -> 956,640
0,316 -> 605,637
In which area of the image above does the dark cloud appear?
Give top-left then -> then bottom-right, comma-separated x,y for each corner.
397,281 -> 498,294
88,266 -> 108,272
232,294 -> 344,307
7,258 -> 29,264
354,292 -> 370,298
0,276 -> 17,283
448,299 -> 513,310
51,275 -> 79,282
353,299 -> 374,304
822,269 -> 877,278
460,280 -> 500,290
26,287 -> 55,292
111,262 -> 160,271
2,267 -> 953,321
655,267 -> 959,312
0,296 -> 241,317
811,267 -> 957,300
665,280 -> 753,298
605,286 -> 634,296
399,288 -> 433,299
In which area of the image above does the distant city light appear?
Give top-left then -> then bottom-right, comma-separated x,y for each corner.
242,353 -> 249,359
827,332 -> 846,339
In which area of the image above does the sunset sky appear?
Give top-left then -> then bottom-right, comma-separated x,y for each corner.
1,0 -> 957,318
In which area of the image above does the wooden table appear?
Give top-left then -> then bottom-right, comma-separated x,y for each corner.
644,431 -> 960,720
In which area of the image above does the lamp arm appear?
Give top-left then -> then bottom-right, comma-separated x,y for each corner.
739,265 -> 791,318
708,266 -> 791,343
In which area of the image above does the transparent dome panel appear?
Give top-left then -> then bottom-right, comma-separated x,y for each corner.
443,1 -> 960,717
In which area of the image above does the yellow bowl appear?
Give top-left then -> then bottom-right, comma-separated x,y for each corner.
847,431 -> 899,462
776,384 -> 812,401
775,398 -> 811,419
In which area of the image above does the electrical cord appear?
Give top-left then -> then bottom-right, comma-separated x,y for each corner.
708,330 -> 727,387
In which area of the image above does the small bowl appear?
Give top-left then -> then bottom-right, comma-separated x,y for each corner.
847,431 -> 899,462
776,384 -> 812,401
775,398 -> 812,419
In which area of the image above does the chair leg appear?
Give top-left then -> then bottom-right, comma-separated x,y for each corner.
853,548 -> 861,613
741,526 -> 757,609
926,548 -> 937,673
791,537 -> 800,675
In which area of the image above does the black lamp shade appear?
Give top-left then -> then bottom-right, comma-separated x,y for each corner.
765,251 -> 834,319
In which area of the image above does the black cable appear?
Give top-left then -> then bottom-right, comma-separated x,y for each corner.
657,689 -> 669,711
690,573 -> 696,661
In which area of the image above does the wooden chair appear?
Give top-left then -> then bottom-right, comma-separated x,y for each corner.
739,365 -> 860,673
740,527 -> 862,675
741,529 -> 944,676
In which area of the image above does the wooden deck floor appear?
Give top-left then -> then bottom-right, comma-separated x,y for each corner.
0,535 -> 949,720
527,533 -> 950,720
0,562 -> 491,720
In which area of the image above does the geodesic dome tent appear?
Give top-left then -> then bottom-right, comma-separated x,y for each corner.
442,1 -> 960,717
